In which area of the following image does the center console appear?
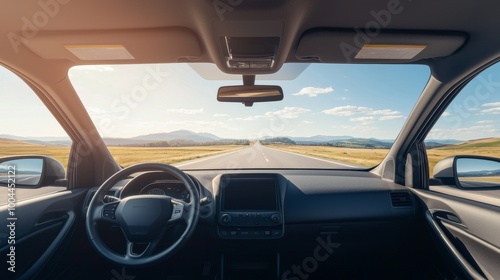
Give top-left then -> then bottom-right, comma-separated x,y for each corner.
213,173 -> 285,239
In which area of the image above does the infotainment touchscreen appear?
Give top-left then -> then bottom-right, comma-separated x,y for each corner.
222,178 -> 277,211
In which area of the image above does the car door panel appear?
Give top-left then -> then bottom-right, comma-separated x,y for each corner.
413,189 -> 500,280
0,189 -> 87,280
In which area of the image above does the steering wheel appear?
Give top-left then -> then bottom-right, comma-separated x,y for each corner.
85,163 -> 200,266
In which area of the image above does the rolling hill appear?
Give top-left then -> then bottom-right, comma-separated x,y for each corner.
130,130 -> 222,142
434,138 -> 500,149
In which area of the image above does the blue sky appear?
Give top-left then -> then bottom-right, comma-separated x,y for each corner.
2,62 -> 499,141
67,63 -> 430,140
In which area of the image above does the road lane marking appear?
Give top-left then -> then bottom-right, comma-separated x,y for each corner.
262,146 -> 359,168
259,149 -> 270,162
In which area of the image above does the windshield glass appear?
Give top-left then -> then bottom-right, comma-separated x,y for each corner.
69,63 -> 430,169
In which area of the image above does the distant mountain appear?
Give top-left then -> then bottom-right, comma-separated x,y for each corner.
426,139 -> 463,145
433,138 -> 500,150
102,138 -> 153,146
131,130 -> 222,143
290,135 -> 354,143
458,169 -> 500,177
425,139 -> 463,148
0,134 -> 71,146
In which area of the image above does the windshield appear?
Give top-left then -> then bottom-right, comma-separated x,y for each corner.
69,63 -> 430,169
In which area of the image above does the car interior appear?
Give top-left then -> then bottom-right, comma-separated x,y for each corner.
0,1 -> 500,279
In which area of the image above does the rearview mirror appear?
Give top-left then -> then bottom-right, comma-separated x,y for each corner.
217,85 -> 283,107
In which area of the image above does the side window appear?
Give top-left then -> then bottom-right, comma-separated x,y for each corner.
426,62 -> 500,191
0,65 -> 71,203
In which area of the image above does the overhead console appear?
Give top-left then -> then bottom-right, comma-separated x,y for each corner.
212,20 -> 284,74
222,36 -> 279,70
213,173 -> 286,239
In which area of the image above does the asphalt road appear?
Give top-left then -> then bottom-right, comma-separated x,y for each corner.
175,142 -> 358,169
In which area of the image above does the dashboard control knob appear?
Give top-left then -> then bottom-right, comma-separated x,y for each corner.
220,214 -> 231,224
271,214 -> 280,223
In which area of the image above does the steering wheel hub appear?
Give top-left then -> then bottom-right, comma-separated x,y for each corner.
116,195 -> 173,242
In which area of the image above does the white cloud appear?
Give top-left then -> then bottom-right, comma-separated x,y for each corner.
441,112 -> 452,117
455,125 -> 493,131
368,109 -> 400,116
265,107 -> 310,119
349,116 -> 375,122
476,120 -> 493,124
481,107 -> 500,114
213,113 -> 229,117
379,115 -> 405,121
482,102 -> 500,107
302,121 -> 314,124
293,86 -> 333,97
323,105 -> 404,122
428,125 -> 499,140
230,115 -> 265,121
165,108 -> 203,114
230,107 -> 310,121
322,105 -> 370,116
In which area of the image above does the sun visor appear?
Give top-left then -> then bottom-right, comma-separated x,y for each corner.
296,29 -> 467,63
21,28 -> 202,63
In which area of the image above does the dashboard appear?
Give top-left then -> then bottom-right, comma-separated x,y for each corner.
82,169 -> 418,278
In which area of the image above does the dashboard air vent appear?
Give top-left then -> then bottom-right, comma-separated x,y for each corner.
391,191 -> 413,207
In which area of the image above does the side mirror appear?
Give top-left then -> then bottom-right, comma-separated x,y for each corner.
433,155 -> 500,189
0,155 -> 66,187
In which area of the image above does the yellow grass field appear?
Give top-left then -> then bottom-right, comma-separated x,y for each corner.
266,145 -> 388,168
268,138 -> 500,173
0,138 -> 245,168
108,145 -> 245,167
0,138 -> 71,167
